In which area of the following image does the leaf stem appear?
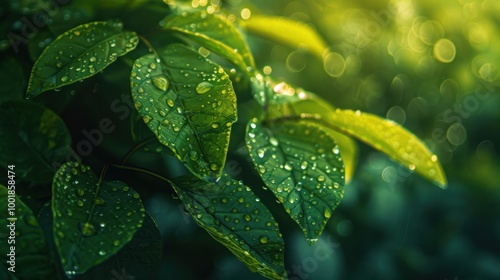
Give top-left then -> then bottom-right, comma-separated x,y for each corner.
110,164 -> 173,185
121,137 -> 158,164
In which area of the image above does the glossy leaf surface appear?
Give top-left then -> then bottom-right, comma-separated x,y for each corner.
52,162 -> 145,275
131,44 -> 237,181
247,119 -> 345,244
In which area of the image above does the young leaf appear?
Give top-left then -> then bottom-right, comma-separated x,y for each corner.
171,173 -> 286,280
163,11 -> 256,73
26,21 -> 138,98
317,109 -> 447,188
0,101 -> 71,183
246,119 -> 345,244
131,44 -> 237,182
0,185 -> 56,279
52,162 -> 145,275
240,15 -> 328,59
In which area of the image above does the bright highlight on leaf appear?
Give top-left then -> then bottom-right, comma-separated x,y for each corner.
247,119 -> 345,244
52,162 -> 145,275
130,44 -> 237,182
0,101 -> 71,183
163,10 -> 256,73
240,15 -> 328,60
172,173 -> 286,280
26,21 -> 138,98
319,109 -> 448,188
0,185 -> 55,279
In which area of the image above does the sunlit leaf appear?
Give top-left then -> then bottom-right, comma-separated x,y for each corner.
246,119 -> 345,244
172,173 -> 286,280
0,184 -> 56,279
253,74 -> 358,183
318,109 -> 448,188
240,15 -> 328,59
0,101 -> 71,183
52,162 -> 145,275
163,10 -> 255,73
131,44 -> 237,182
26,21 -> 138,98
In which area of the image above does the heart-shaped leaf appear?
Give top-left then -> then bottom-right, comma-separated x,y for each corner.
163,10 -> 255,73
171,173 -> 286,280
0,184 -> 56,279
52,162 -> 145,275
0,101 -> 71,183
247,119 -> 345,244
130,43 -> 237,182
26,21 -> 138,98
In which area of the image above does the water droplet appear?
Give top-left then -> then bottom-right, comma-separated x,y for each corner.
270,137 -> 279,146
61,76 -> 69,82
257,149 -> 265,158
152,76 -> 169,91
99,250 -> 106,256
244,214 -> 251,221
210,163 -> 218,171
94,197 -> 105,205
189,150 -> 199,160
259,235 -> 269,244
76,188 -> 84,196
79,222 -> 97,236
166,99 -> 175,107
196,82 -> 213,94
284,163 -> 292,171
300,161 -> 308,170
317,175 -> 325,182
324,209 -> 331,218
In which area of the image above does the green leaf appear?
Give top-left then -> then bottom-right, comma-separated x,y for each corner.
163,11 -> 255,73
131,44 -> 237,181
52,162 -> 145,275
171,173 -> 286,280
0,101 -> 71,183
246,119 -> 345,244
252,75 -> 358,183
0,184 -> 56,279
80,212 -> 162,279
318,109 -> 447,188
26,21 -> 139,98
240,15 -> 328,59
264,79 -> 445,187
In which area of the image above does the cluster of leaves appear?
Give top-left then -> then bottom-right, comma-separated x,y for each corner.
0,0 -> 446,279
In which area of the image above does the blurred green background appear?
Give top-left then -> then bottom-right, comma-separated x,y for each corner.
2,0 -> 500,279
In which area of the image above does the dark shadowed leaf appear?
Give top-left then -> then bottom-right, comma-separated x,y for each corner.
26,21 -> 138,98
79,212 -> 162,280
172,173 -> 286,280
247,119 -> 345,244
0,184 -> 56,279
130,44 -> 237,182
52,162 -> 145,275
163,10 -> 255,73
0,101 -> 71,183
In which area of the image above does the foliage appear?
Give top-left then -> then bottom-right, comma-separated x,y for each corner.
0,0 -> 449,279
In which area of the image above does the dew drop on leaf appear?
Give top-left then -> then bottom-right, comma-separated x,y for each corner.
78,222 -> 97,237
196,81 -> 213,94
152,76 -> 169,91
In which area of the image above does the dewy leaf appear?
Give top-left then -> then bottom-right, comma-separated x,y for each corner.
0,185 -> 56,279
246,119 -> 345,244
26,21 -> 139,98
79,212 -> 162,279
171,173 -> 286,280
240,15 -> 328,59
253,74 -> 358,183
163,11 -> 255,73
0,101 -> 71,183
131,44 -> 237,182
318,109 -> 447,188
52,162 -> 145,275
